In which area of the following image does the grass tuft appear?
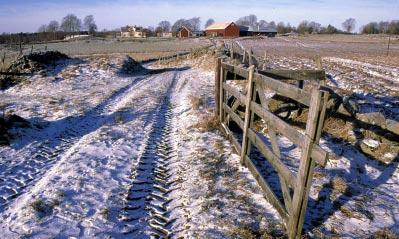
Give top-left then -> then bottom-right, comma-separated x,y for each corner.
372,228 -> 399,239
331,176 -> 348,194
192,114 -> 220,132
188,95 -> 204,110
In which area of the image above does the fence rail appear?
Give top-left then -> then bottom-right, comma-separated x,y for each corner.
222,40 -> 399,137
215,57 -> 329,238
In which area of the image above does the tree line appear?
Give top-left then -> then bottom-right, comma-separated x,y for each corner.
1,14 -> 398,46
0,14 -> 99,45
361,20 -> 399,34
152,15 -> 360,35
38,14 -> 98,35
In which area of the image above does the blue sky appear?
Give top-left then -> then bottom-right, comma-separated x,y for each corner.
0,0 -> 398,33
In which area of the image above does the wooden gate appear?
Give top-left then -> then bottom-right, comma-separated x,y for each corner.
214,58 -> 329,238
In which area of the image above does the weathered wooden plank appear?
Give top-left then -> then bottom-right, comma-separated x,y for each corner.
316,91 -> 329,142
215,58 -> 222,116
314,55 -> 326,86
223,103 -> 244,129
220,122 -> 241,153
249,48 -> 254,66
247,129 -> 296,189
222,82 -> 246,105
254,73 -> 311,106
241,66 -> 255,165
289,88 -> 323,239
243,155 -> 289,225
222,68 -> 228,124
256,84 -> 294,214
221,63 -> 250,79
258,69 -> 326,81
251,102 -> 328,166
294,90 -> 329,238
221,63 -> 312,106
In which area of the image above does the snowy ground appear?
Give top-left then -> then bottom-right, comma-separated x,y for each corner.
0,52 -> 398,238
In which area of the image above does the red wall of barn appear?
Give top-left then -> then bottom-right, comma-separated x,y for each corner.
206,24 -> 240,38
178,29 -> 190,38
224,24 -> 240,37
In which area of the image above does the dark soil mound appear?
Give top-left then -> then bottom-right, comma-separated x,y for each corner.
0,114 -> 30,146
120,56 -> 145,75
0,51 -> 70,90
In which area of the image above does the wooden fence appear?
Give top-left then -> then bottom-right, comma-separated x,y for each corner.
215,58 -> 329,238
223,40 -> 399,137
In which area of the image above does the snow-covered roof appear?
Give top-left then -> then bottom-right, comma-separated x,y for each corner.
206,22 -> 236,30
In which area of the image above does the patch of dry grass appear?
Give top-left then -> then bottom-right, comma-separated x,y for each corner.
191,113 -> 220,133
331,176 -> 348,194
372,228 -> 399,239
188,95 -> 204,110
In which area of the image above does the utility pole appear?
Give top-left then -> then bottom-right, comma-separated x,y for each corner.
387,35 -> 391,57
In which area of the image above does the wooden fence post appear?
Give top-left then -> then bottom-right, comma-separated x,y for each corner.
240,65 -> 255,165
231,43 -> 235,60
263,52 -> 267,70
288,87 -> 328,239
314,55 -> 326,86
215,58 -> 222,117
219,63 -> 225,124
249,48 -> 254,66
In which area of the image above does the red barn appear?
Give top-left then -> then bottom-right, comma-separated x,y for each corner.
176,26 -> 191,38
205,22 -> 240,38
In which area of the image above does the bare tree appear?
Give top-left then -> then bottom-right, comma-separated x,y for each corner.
258,20 -> 269,29
38,25 -> 47,33
277,22 -> 286,33
388,20 -> 399,34
47,20 -> 59,32
342,18 -> 356,33
186,17 -> 201,31
308,21 -> 322,33
297,20 -> 309,34
172,19 -> 186,32
61,14 -> 82,33
236,14 -> 258,28
84,15 -> 97,35
205,18 -> 215,28
157,21 -> 171,32
379,21 -> 390,34
172,18 -> 201,32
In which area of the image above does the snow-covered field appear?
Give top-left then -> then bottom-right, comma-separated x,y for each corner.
0,55 -> 283,238
0,47 -> 398,238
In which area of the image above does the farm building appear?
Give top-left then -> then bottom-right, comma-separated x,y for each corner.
192,31 -> 206,37
239,25 -> 277,37
253,27 -> 277,37
205,22 -> 240,38
157,32 -> 173,38
120,25 -> 147,38
176,26 -> 192,38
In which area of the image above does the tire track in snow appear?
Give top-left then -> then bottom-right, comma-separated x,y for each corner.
0,73 -> 152,212
120,72 -> 180,238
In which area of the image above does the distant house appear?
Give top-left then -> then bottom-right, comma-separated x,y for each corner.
205,22 -> 240,38
240,25 -> 277,37
157,32 -> 173,38
176,26 -> 191,38
120,25 -> 147,38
